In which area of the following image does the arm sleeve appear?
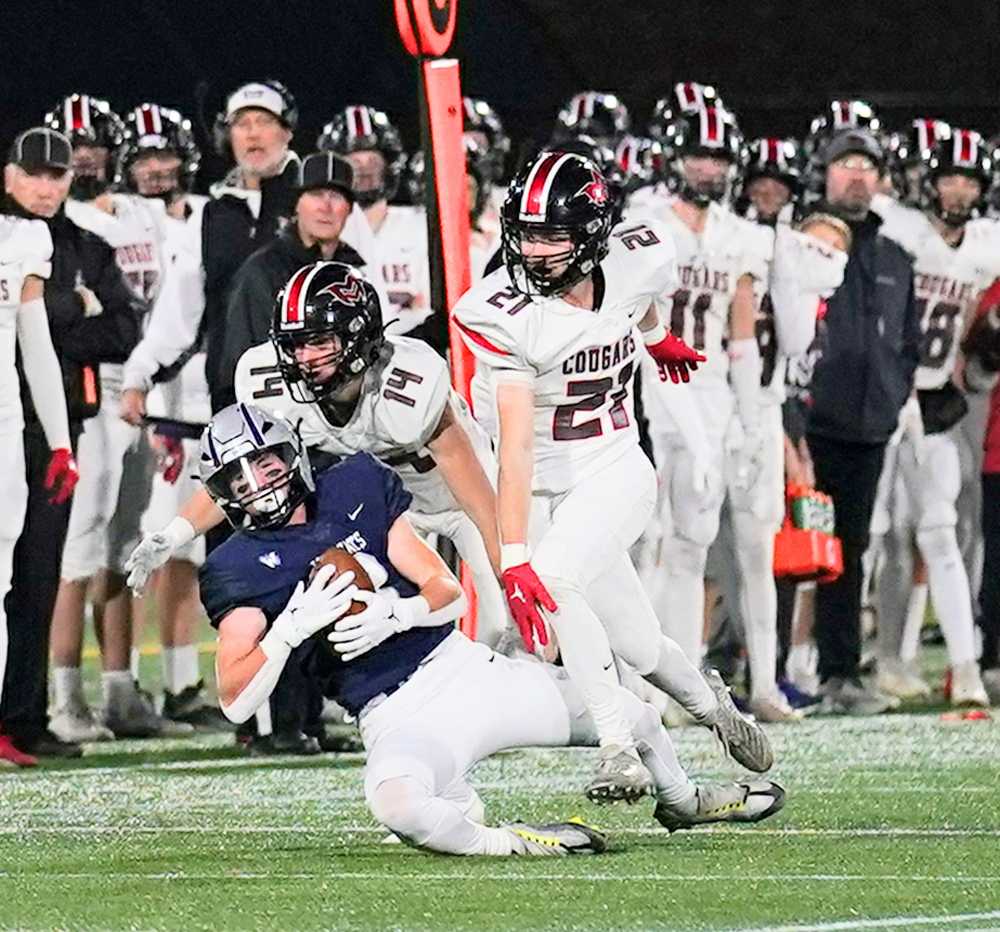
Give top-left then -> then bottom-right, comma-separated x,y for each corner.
123,249 -> 206,392
17,297 -> 71,449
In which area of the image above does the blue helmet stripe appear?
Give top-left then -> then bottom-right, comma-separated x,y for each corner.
240,402 -> 266,447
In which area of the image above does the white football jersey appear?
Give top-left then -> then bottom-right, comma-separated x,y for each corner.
235,334 -> 482,515
630,194 -> 771,387
145,195 -> 210,423
374,205 -> 431,335
66,194 -> 167,394
0,217 -> 53,430
454,219 -> 676,495
878,200 -> 1000,389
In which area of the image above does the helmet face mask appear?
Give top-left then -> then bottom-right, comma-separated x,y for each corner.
501,152 -> 613,298
117,104 -> 201,198
271,262 -> 384,405
921,129 -> 993,227
199,405 -> 315,531
44,95 -> 125,201
678,153 -> 736,206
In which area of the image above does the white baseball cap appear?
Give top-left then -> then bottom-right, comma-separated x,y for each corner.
226,83 -> 287,123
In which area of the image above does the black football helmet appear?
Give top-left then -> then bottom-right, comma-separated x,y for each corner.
271,262 -> 384,404
465,137 -> 494,225
553,91 -> 630,147
544,134 -> 626,224
317,106 -> 406,207
462,97 -> 510,183
922,127 -> 995,226
615,135 -> 668,194
116,103 -> 201,198
885,118 -> 949,206
743,137 -> 802,191
501,151 -> 614,297
662,106 -> 745,206
804,99 -> 884,164
44,94 -> 126,200
649,81 -> 728,143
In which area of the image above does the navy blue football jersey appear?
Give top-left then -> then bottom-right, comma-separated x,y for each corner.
199,453 -> 452,715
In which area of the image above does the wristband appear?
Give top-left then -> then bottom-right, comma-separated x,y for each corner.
501,543 -> 530,571
259,626 -> 294,660
391,594 -> 431,631
642,320 -> 668,346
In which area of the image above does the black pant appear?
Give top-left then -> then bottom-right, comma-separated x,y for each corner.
806,433 -> 887,683
1,426 -> 80,742
980,474 -> 1000,670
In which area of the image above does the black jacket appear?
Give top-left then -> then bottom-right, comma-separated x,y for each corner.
806,208 -> 921,445
202,159 -> 300,411
213,224 -> 366,410
5,198 -> 142,432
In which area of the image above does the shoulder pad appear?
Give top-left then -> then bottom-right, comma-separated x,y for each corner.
608,217 -> 677,297
453,270 -> 535,371
373,337 -> 451,448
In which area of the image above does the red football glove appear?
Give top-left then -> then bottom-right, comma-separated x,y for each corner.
45,448 -> 79,505
645,332 -> 706,384
501,562 -> 557,652
158,435 -> 185,485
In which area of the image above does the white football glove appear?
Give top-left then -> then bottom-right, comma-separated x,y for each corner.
326,589 -> 410,662
270,564 -> 359,650
125,517 -> 195,594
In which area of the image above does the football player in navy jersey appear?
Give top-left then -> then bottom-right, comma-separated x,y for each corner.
199,403 -> 785,856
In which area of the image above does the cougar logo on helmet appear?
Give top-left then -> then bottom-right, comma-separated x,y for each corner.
316,278 -> 363,306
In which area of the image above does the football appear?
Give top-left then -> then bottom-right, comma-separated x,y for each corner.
308,547 -> 373,654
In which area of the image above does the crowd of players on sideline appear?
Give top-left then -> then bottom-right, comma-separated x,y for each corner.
0,79 -> 999,776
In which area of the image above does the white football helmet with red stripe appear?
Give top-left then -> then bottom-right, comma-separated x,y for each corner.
317,106 -> 406,207
271,262 -> 384,404
116,103 -> 201,195
922,127 -> 996,226
500,151 -> 614,297
44,93 -> 126,199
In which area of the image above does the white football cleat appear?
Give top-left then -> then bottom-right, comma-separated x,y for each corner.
585,745 -> 653,805
49,703 -> 115,744
506,818 -> 607,855
703,670 -> 774,772
749,693 -> 804,724
877,659 -> 931,700
654,780 -> 786,833
951,661 -> 990,708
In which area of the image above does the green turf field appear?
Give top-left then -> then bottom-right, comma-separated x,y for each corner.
2,641 -> 999,931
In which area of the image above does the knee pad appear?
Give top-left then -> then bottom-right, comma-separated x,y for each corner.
660,536 -> 708,579
368,776 -> 432,842
917,524 -> 962,565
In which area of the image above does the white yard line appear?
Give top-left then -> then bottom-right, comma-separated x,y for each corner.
2,871 -> 1000,884
750,909 -> 1000,931
3,825 -> 1000,839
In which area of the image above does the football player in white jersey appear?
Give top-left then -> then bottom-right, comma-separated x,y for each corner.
319,107 -> 430,335
628,107 -> 776,693
125,262 -> 509,651
0,211 -> 76,766
867,129 -> 1000,706
455,150 -> 773,804
43,94 -> 187,740
111,103 -> 230,730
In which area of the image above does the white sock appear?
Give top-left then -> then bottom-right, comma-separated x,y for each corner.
52,666 -> 85,711
644,636 -> 717,722
130,647 -> 141,681
101,670 -> 135,708
162,644 -> 200,694
918,526 -> 977,667
623,688 -> 697,813
732,511 -> 780,702
900,582 -> 928,665
544,580 -> 635,749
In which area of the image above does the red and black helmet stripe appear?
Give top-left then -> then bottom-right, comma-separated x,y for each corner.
518,151 -> 575,222
279,264 -> 323,330
346,105 -> 373,140
137,104 -> 162,137
700,107 -> 722,146
954,129 -> 976,166
65,95 -> 91,132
